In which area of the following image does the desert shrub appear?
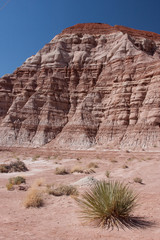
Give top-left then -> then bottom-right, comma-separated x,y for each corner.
48,185 -> 78,197
71,165 -> 84,173
105,170 -> 110,178
134,177 -> 143,184
9,176 -> 26,185
0,160 -> 28,173
0,164 -> 9,173
122,164 -> 129,169
24,188 -> 43,208
55,167 -> 70,175
32,155 -> 40,161
6,182 -> 15,191
8,160 -> 28,172
76,180 -> 137,229
87,162 -> 99,169
127,158 -> 133,161
110,159 -> 117,163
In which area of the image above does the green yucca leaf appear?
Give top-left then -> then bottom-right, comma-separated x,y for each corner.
76,180 -> 138,230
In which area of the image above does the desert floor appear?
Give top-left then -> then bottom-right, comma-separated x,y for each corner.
0,147 -> 160,240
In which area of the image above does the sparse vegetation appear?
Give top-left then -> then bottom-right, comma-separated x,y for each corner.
76,180 -> 137,229
122,164 -> 129,169
0,164 -> 9,173
127,158 -> 133,162
0,160 -> 28,173
6,176 -> 26,191
55,167 -> 70,175
71,165 -> 84,173
24,187 -> 44,208
6,182 -> 15,191
32,155 -> 40,161
110,159 -> 117,163
105,170 -> 110,178
9,176 -> 26,185
87,162 -> 99,169
134,177 -> 143,184
48,184 -> 78,197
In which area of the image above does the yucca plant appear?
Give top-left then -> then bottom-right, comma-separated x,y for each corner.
76,180 -> 137,230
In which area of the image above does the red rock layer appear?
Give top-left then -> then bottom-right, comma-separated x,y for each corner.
63,23 -> 160,41
1,23 -> 160,150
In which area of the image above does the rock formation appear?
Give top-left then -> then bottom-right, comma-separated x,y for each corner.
1,23 -> 160,150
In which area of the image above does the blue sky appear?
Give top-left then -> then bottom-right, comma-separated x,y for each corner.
0,0 -> 160,77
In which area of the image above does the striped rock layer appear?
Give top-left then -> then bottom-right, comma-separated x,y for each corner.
1,23 -> 160,150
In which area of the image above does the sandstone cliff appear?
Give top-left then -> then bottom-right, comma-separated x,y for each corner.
1,23 -> 160,150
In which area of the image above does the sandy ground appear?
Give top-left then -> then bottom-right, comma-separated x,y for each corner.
0,147 -> 160,240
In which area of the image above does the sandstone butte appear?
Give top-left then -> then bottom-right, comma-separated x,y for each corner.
1,23 -> 160,150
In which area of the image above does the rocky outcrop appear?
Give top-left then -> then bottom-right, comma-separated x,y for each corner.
1,23 -> 160,150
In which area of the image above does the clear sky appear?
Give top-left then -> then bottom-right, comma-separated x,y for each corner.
1,0 -> 160,77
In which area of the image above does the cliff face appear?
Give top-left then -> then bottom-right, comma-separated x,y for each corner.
1,23 -> 160,150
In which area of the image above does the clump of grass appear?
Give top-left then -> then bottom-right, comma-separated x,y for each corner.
76,180 -> 137,229
127,158 -> 133,162
9,176 -> 26,185
6,182 -> 15,191
32,155 -> 40,161
105,170 -> 110,178
0,164 -> 9,173
48,185 -> 78,197
0,160 -> 28,173
6,176 -> 26,191
23,187 -> 44,208
122,164 -> 129,169
71,165 -> 84,173
55,167 -> 70,175
133,177 -> 143,184
110,159 -> 117,163
87,162 -> 99,169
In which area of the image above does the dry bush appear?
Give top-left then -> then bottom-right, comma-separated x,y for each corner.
87,162 -> 99,169
110,159 -> 117,163
0,164 -> 9,173
6,183 -> 15,191
48,185 -> 78,197
24,187 -> 44,208
134,177 -> 143,184
122,164 -> 129,169
0,160 -> 28,173
71,165 -> 84,173
32,155 -> 40,161
9,176 -> 26,185
105,170 -> 110,178
55,167 -> 70,175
